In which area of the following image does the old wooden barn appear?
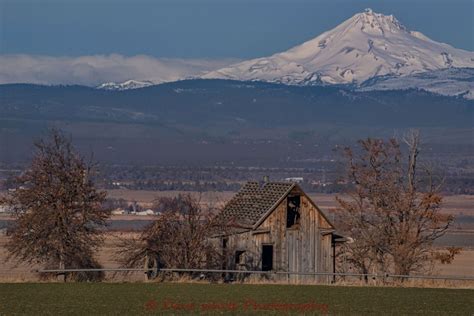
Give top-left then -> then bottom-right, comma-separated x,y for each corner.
215,179 -> 337,283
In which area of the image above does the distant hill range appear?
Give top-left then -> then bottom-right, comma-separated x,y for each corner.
0,79 -> 472,164
1,79 -> 472,127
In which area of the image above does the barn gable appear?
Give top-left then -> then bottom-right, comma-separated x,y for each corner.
217,181 -> 334,231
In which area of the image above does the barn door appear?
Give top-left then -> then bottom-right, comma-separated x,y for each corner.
286,230 -> 298,283
319,234 -> 332,283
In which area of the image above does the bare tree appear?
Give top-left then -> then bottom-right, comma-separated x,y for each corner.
116,194 -> 224,280
336,133 -> 455,278
2,129 -> 108,281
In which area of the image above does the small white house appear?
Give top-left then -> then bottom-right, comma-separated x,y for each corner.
136,209 -> 155,216
0,205 -> 11,213
111,209 -> 126,215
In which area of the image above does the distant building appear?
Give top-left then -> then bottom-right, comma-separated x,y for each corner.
111,209 -> 126,215
214,179 -> 338,283
284,177 -> 304,183
0,205 -> 10,213
136,209 -> 155,216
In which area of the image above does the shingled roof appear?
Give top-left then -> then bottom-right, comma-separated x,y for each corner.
217,181 -> 295,227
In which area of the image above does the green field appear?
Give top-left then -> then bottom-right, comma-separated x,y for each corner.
0,283 -> 473,315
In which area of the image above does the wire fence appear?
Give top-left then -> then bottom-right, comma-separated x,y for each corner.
34,267 -> 474,283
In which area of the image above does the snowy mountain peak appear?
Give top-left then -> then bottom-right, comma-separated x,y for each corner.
354,8 -> 406,34
96,80 -> 157,91
203,10 -> 474,87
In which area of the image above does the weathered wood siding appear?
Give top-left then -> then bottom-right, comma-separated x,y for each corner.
224,187 -> 334,283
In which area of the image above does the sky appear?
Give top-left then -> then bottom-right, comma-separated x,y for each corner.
1,0 -> 473,59
0,0 -> 472,86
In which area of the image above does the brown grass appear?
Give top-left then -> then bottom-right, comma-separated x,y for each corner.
1,231 -> 473,287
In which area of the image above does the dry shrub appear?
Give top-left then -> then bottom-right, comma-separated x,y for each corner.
115,194 -> 225,281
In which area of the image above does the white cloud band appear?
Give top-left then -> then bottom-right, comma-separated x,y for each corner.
0,54 -> 239,86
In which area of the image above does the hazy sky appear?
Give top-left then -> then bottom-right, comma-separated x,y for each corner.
1,0 -> 473,59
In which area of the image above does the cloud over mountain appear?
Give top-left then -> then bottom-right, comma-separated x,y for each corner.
0,54 -> 238,86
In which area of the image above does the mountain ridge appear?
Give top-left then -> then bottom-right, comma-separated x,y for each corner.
96,80 -> 157,91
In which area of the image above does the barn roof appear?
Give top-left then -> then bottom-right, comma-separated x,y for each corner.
216,181 -> 295,228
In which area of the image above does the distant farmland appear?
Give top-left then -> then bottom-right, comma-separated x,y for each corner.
105,190 -> 474,216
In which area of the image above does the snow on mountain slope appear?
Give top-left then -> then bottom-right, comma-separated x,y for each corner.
97,80 -> 156,90
203,9 -> 474,85
359,68 -> 474,99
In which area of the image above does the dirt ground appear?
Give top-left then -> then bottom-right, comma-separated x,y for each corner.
0,233 -> 143,282
435,249 -> 474,276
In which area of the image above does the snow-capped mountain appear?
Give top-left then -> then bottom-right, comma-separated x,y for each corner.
96,80 -> 157,91
203,9 -> 474,86
359,68 -> 474,99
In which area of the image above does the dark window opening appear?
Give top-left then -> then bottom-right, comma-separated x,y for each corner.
262,245 -> 273,271
235,250 -> 245,265
222,238 -> 229,271
222,238 -> 228,249
286,195 -> 301,228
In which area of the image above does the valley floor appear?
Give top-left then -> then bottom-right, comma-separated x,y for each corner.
1,192 -> 473,283
1,232 -> 473,284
